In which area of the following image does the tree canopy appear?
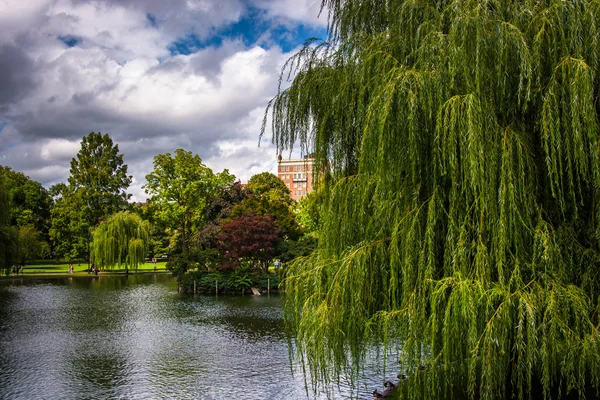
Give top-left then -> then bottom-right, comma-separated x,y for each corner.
91,211 -> 150,273
266,1 -> 600,399
0,175 -> 18,273
50,132 -> 131,261
144,149 -> 234,255
68,132 -> 131,225
218,212 -> 281,273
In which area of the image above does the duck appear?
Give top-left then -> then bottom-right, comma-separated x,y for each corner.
372,381 -> 396,398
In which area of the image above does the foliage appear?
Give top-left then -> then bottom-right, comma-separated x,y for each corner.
180,270 -> 223,293
144,149 -> 234,255
68,132 -> 132,225
276,235 -> 317,263
246,171 -> 293,206
50,132 -> 131,261
226,267 -> 254,293
49,183 -> 88,261
231,172 -> 301,240
256,272 -> 279,291
131,200 -> 170,258
17,224 -> 50,263
218,213 -> 281,273
0,166 -> 52,236
0,175 -> 18,273
296,191 -> 325,234
179,269 -> 278,294
1,166 -> 52,263
193,181 -> 249,250
266,1 -> 600,399
90,211 -> 150,273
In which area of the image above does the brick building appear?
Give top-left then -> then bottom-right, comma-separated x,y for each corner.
277,154 -> 315,201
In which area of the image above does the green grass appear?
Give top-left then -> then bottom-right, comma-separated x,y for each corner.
4,260 -> 169,277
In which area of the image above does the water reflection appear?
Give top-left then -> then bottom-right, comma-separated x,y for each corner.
0,275 -> 393,399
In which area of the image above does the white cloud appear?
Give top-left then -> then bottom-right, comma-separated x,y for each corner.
251,0 -> 328,27
0,0 -> 309,201
40,138 -> 80,161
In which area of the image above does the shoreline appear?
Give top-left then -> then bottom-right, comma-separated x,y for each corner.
0,271 -> 172,280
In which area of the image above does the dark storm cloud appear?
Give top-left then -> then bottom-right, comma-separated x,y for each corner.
0,45 -> 36,112
0,0 -> 318,200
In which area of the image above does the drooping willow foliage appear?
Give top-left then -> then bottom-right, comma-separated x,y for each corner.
264,1 -> 600,399
91,211 -> 150,273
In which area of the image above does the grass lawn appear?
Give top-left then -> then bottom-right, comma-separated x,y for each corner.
3,260 -> 170,278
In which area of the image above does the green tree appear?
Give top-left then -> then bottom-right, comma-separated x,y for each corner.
69,132 -> 132,224
51,132 -> 131,262
231,172 -> 301,240
143,149 -> 234,255
49,183 -> 87,261
0,175 -> 18,273
0,166 -> 52,230
91,211 -> 150,274
18,224 -> 50,263
267,1 -> 600,399
1,166 -> 52,253
131,200 -> 170,259
246,171 -> 294,206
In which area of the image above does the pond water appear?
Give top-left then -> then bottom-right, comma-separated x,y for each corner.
0,274 -> 393,399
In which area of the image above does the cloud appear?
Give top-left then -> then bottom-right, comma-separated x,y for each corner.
0,45 -> 37,112
251,0 -> 328,27
0,0 -> 317,201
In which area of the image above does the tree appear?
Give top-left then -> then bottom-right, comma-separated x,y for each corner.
217,213 -> 281,273
69,132 -> 131,223
231,172 -> 301,240
246,171 -> 294,206
0,175 -> 18,273
51,132 -> 131,262
143,149 -> 234,255
18,224 -> 50,263
49,183 -> 88,261
267,1 -> 600,399
1,166 -> 52,257
0,166 -> 52,233
130,200 -> 170,259
91,211 -> 150,274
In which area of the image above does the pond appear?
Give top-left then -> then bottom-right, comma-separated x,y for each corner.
0,274 -> 394,399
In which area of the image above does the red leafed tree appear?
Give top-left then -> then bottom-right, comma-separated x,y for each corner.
217,213 -> 281,273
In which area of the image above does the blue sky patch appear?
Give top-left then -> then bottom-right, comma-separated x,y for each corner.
146,13 -> 158,28
58,35 -> 80,48
168,6 -> 327,56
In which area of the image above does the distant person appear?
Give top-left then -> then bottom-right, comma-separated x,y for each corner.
152,257 -> 157,272
19,265 -> 23,275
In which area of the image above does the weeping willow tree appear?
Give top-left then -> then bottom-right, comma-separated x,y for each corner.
91,211 -> 150,274
265,1 -> 600,399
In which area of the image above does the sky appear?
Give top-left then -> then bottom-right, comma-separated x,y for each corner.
0,0 -> 327,201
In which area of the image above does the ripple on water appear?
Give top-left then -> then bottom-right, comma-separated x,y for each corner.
0,276 -> 399,399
